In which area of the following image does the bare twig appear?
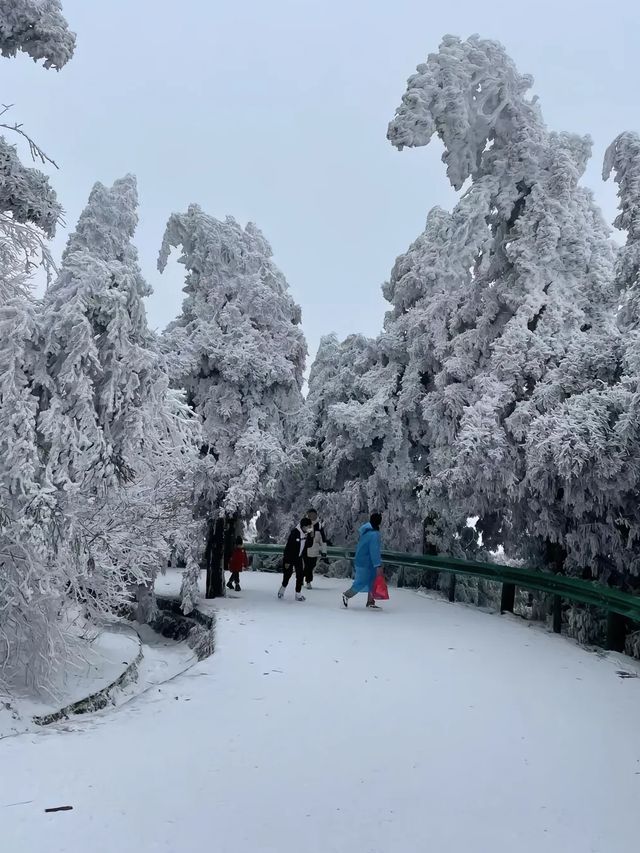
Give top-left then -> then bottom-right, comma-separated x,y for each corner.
0,104 -> 59,169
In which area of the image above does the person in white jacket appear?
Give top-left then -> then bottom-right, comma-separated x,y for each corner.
303,508 -> 328,590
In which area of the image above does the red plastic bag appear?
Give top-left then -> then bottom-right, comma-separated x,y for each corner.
372,574 -> 389,601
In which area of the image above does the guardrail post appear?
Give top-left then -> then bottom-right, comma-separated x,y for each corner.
552,596 -> 562,634
500,582 -> 516,614
606,612 -> 626,652
448,574 -> 456,602
397,567 -> 405,588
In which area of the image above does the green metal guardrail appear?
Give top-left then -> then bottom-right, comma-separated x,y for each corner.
245,543 -> 640,652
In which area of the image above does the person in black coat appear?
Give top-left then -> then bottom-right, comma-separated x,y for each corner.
303,508 -> 329,590
278,517 -> 313,601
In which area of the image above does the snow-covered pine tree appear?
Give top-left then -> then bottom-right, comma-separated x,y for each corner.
252,334 -> 357,551
377,206 -> 465,555
159,206 -> 306,597
40,175 -> 162,489
0,129 -> 62,300
522,132 -> 640,584
38,175 -> 199,625
0,2 -> 76,688
0,1 -> 73,288
0,0 -> 75,69
292,328 -> 417,553
298,333 -> 376,547
0,296 -> 63,689
605,132 -> 640,328
385,35 -> 617,565
0,2 -> 72,296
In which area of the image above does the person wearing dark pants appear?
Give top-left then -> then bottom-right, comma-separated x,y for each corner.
303,508 -> 328,590
278,517 -> 313,602
303,554 -> 316,588
282,562 -> 305,595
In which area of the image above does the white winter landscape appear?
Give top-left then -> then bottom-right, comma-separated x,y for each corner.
2,572 -> 639,853
3,2 -> 640,852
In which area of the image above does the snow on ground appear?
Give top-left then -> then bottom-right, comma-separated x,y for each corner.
2,572 -> 640,853
98,624 -> 198,716
1,623 -> 197,740
0,627 -> 141,739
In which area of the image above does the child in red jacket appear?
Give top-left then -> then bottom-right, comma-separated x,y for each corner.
227,536 -> 249,592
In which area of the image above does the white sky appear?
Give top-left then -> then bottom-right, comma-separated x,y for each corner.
3,0 -> 637,366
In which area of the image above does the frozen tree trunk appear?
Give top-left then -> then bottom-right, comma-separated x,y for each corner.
204,518 -> 226,599
545,540 -> 566,634
606,613 -> 627,652
134,582 -> 157,623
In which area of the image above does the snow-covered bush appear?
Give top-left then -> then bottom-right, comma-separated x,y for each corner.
625,630 -> 640,660
566,606 -> 607,647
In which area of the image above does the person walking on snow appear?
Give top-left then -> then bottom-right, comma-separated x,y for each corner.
342,512 -> 384,609
303,508 -> 328,590
227,536 -> 249,591
279,517 -> 313,601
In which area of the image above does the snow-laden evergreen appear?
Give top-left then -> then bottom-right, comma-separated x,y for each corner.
522,132 -> 640,581
0,175 -> 199,690
159,206 -> 306,595
300,333 -> 377,546
294,331 -> 418,552
0,9 -> 75,687
0,113 -> 63,298
385,35 -> 618,560
41,175 -> 167,488
0,0 -> 75,69
0,135 -> 61,241
0,0 -> 71,298
0,295 -> 60,689
40,175 -> 200,607
604,131 -> 640,326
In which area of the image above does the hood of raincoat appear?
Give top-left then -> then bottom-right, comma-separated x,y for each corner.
359,522 -> 374,536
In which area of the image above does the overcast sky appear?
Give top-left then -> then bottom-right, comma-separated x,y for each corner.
3,0 -> 638,365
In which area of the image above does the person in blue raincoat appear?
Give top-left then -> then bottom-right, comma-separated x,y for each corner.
342,512 -> 384,609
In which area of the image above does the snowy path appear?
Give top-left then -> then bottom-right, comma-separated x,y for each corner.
2,573 -> 640,853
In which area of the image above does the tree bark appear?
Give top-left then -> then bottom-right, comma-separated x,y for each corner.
606,612 -> 627,652
545,539 -> 566,635
500,582 -> 516,614
204,517 -> 226,598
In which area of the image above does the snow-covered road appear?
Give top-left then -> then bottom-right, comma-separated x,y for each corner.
2,573 -> 640,853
